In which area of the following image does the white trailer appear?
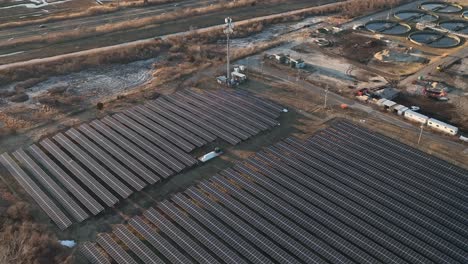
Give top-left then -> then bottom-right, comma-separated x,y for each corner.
404,110 -> 429,124
427,118 -> 458,135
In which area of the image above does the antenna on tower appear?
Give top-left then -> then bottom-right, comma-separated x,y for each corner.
223,17 -> 234,85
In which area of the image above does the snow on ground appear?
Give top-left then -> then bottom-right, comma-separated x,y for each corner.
0,0 -> 73,10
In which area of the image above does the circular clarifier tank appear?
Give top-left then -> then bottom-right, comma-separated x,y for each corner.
394,10 -> 439,23
409,31 -> 461,48
420,2 -> 463,13
462,11 -> 468,20
365,20 -> 411,35
439,20 -> 468,34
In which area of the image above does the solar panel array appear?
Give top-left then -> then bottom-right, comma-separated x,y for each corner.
0,90 -> 284,229
82,121 -> 468,263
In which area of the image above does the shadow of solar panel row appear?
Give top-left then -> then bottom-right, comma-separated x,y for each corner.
0,90 -> 285,230
83,122 -> 468,264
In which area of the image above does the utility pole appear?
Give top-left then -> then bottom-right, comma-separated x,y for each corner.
224,17 -> 234,84
418,124 -> 424,145
324,85 -> 329,109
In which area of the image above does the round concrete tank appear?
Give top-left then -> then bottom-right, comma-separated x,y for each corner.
420,2 -> 463,13
439,20 -> 468,34
365,20 -> 411,35
408,31 -> 461,48
394,10 -> 439,23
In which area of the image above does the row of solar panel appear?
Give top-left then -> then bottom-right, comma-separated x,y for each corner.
81,122 -> 468,263
0,90 -> 285,229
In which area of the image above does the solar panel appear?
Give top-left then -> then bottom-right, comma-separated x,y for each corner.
129,216 -> 194,264
213,173 -> 351,264
203,91 -> 279,127
143,207 -> 220,264
91,118 -> 172,178
124,109 -> 195,152
158,201 -> 247,264
176,91 -> 260,136
184,187 -> 299,264
40,138 -> 118,207
113,225 -> 164,264
0,153 -> 72,230
184,90 -> 270,131
171,193 -> 273,264
232,164 -> 383,263
13,149 -> 88,222
79,242 -> 111,264
112,113 -> 195,168
96,233 -> 138,264
78,123 -> 158,185
296,137 -> 468,240
218,90 -> 280,118
53,133 -> 132,199
144,101 -> 217,142
156,97 -> 241,145
168,93 -> 250,140
133,105 -> 206,147
28,144 -> 103,215
198,181 -> 321,263
66,128 -> 146,191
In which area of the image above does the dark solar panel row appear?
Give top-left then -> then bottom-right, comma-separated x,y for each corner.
0,153 -> 72,230
12,149 -> 88,222
158,200 -> 247,264
133,105 -> 206,147
170,193 -> 273,264
144,207 -> 221,264
66,128 -> 146,191
129,216 -> 194,264
336,121 -> 468,177
78,123 -> 158,184
303,134 -> 468,236
176,91 -> 261,136
124,109 -> 195,152
113,225 -> 164,264
97,117 -> 174,177
155,97 -> 241,144
290,136 -> 468,225
144,101 -> 217,142
0,90 -> 284,230
184,90 -> 270,131
40,138 -> 118,207
272,140 -> 468,261
226,90 -> 285,113
325,123 -> 468,201
83,122 -> 467,264
264,145 -> 454,263
220,90 -> 280,118
53,133 -> 133,199
170,93 -> 251,140
204,91 -> 279,127
79,242 -> 111,264
198,181 -> 319,263
28,144 -> 104,215
96,234 -> 138,264
213,172 -> 350,264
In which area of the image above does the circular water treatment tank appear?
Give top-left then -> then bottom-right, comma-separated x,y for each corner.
409,31 -> 461,48
394,10 -> 439,23
420,2 -> 463,13
439,20 -> 468,34
365,20 -> 411,35
462,11 -> 468,20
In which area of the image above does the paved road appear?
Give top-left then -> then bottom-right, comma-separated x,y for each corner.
0,0 -> 213,47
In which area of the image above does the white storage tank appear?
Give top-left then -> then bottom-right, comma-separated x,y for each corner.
427,118 -> 458,136
404,110 -> 429,124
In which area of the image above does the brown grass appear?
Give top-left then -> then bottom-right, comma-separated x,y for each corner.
0,202 -> 73,264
